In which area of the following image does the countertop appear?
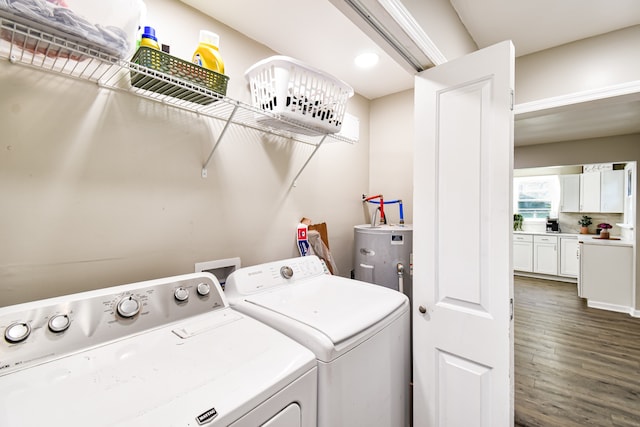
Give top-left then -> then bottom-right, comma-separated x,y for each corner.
514,231 -> 633,247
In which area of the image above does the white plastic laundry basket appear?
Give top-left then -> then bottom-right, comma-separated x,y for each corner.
245,56 -> 354,136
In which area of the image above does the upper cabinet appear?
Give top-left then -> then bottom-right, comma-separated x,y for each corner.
600,170 -> 625,213
561,169 -> 624,213
579,172 -> 602,212
559,174 -> 580,212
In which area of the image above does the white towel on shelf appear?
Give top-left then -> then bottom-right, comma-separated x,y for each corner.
1,0 -> 130,58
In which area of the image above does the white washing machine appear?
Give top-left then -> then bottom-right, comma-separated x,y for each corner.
225,255 -> 411,427
0,272 -> 317,426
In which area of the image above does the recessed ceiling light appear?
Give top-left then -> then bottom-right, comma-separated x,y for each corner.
354,52 -> 379,68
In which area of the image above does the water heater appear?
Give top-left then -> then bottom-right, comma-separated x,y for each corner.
353,224 -> 413,301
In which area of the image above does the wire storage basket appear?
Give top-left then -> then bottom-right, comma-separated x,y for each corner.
245,56 -> 353,136
130,47 -> 229,105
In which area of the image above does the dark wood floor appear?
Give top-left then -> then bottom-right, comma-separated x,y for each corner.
514,276 -> 640,426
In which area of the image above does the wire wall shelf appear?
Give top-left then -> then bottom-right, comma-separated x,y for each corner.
0,13 -> 357,179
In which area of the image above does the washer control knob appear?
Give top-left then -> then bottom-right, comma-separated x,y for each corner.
5,322 -> 31,343
197,282 -> 211,296
48,314 -> 71,333
117,296 -> 141,318
280,266 -> 294,279
174,287 -> 189,302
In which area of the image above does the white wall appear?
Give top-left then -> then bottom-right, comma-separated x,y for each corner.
0,0 -> 371,306
368,89 -> 414,225
515,25 -> 640,103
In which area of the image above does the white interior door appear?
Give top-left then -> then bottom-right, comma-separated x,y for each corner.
412,40 -> 515,427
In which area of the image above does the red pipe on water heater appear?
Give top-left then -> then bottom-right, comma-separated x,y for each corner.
363,194 -> 384,224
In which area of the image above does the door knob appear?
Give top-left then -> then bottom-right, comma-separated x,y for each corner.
418,305 -> 427,314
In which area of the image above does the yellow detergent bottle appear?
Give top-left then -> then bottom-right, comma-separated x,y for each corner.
192,30 -> 225,74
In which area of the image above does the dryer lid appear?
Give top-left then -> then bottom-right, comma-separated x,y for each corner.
243,276 -> 407,346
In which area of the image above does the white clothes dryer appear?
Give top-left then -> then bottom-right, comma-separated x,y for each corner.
225,255 -> 411,427
0,272 -> 317,427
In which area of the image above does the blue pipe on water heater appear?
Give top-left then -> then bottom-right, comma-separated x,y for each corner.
365,199 -> 402,204
365,199 -> 404,225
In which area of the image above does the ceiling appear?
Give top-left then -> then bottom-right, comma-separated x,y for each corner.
179,0 -> 640,145
449,0 -> 640,58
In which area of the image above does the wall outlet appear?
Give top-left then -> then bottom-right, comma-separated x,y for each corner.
195,257 -> 241,289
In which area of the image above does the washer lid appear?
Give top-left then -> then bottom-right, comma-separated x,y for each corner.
0,309 -> 316,427
243,275 -> 407,346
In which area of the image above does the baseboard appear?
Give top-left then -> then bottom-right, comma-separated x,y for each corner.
514,271 -> 577,284
587,300 -> 636,316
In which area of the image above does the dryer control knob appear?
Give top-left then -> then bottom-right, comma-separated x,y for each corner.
117,296 -> 141,318
280,266 -> 294,279
174,287 -> 189,302
197,282 -> 211,296
5,322 -> 31,343
48,314 -> 71,333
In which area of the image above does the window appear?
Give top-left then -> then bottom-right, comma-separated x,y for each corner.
513,175 -> 560,219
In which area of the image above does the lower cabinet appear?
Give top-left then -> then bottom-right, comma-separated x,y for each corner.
559,237 -> 579,277
533,235 -> 558,275
514,233 -> 573,279
513,234 -> 533,272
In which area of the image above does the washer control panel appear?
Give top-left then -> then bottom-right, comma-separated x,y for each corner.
0,273 -> 225,376
225,255 -> 329,297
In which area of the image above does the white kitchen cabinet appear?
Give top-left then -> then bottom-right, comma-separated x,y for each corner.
580,242 -> 633,312
513,234 -> 533,272
533,235 -> 558,275
600,169 -> 624,213
559,237 -> 579,277
577,169 -> 624,213
560,174 -> 580,212
580,172 -> 601,212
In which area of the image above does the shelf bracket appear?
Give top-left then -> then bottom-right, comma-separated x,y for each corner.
290,135 -> 328,188
201,103 -> 240,178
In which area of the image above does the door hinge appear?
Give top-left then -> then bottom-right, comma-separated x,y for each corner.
510,298 -> 514,320
510,89 -> 514,111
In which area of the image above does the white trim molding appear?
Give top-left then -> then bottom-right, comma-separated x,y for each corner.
514,80 -> 640,117
587,300 -> 637,317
